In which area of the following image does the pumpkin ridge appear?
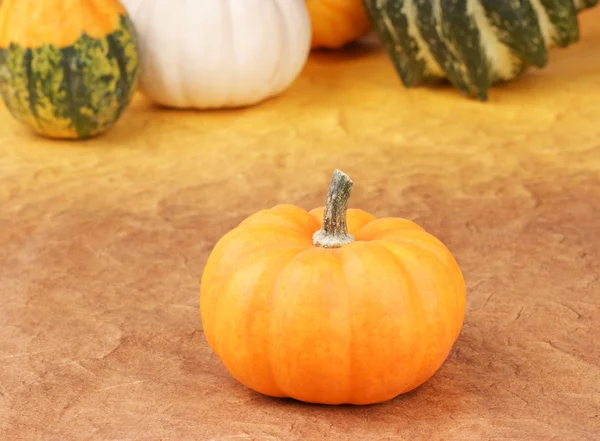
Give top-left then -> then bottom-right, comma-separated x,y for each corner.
241,221 -> 311,235
272,204 -> 321,233
372,240 -> 429,394
269,247 -> 351,403
373,233 -> 461,278
373,233 -> 464,313
337,240 -> 428,403
396,235 -> 457,265
201,241 -> 307,355
205,234 -> 310,290
207,224 -> 313,271
340,244 -> 399,404
338,242 -> 400,403
391,236 -> 465,344
209,246 -> 300,397
267,248 -> 326,400
342,259 -> 354,405
265,248 -> 310,398
376,239 -> 462,392
353,217 -> 424,240
240,205 -> 318,237
238,223 -> 314,246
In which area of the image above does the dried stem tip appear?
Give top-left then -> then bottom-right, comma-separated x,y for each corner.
312,169 -> 355,248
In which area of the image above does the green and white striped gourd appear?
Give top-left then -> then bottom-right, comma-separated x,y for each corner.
362,0 -> 598,100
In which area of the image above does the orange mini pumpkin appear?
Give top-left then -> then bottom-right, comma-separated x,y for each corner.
306,0 -> 372,49
200,170 -> 466,405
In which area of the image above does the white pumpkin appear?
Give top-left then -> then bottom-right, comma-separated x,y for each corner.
121,0 -> 312,109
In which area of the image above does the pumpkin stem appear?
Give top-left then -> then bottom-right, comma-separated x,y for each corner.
313,169 -> 355,248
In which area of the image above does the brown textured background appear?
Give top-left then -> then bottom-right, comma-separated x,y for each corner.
1,10 -> 599,441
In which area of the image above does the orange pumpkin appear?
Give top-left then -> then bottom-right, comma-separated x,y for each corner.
306,0 -> 372,49
200,170 -> 466,405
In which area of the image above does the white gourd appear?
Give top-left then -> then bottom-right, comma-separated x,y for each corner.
121,0 -> 312,109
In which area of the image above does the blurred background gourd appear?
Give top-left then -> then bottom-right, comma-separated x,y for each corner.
362,0 -> 599,100
307,0 -> 372,49
121,0 -> 312,109
0,0 -> 139,139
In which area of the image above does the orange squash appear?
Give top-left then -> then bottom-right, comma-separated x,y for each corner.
200,170 -> 466,405
307,0 -> 371,49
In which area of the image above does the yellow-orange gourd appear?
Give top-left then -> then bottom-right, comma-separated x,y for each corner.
200,170 -> 466,405
0,0 -> 139,139
307,0 -> 371,49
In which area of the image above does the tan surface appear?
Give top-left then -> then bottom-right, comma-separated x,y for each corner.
1,10 -> 599,441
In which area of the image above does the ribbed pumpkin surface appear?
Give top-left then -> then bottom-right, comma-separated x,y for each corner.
200,204 -> 466,405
